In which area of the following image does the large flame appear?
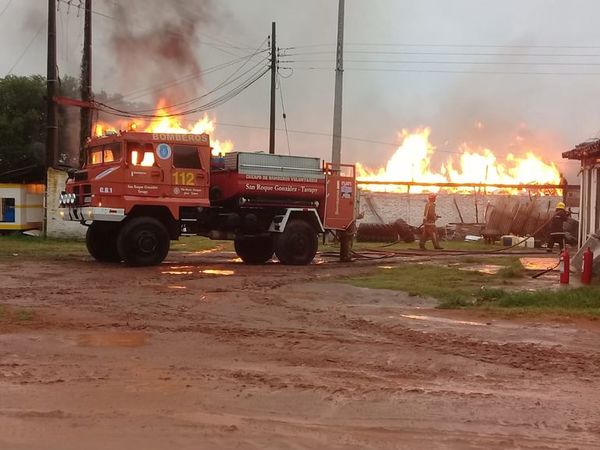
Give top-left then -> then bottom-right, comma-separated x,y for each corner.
94,99 -> 233,156
357,129 -> 562,195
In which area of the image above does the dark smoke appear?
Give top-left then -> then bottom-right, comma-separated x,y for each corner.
107,0 -> 218,102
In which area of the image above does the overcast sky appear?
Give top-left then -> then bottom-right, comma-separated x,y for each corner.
3,0 -> 600,179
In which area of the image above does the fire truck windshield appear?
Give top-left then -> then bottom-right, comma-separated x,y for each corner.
87,143 -> 122,166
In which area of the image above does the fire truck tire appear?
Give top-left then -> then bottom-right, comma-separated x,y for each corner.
86,222 -> 121,262
274,219 -> 318,265
234,236 -> 274,264
117,217 -> 170,267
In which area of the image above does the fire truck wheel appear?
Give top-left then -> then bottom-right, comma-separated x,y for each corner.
234,235 -> 274,264
86,222 -> 121,262
275,219 -> 318,265
117,217 -> 170,267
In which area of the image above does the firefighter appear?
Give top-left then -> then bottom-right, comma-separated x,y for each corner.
420,193 -> 443,250
547,201 -> 570,252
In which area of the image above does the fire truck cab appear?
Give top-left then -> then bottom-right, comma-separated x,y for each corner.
59,131 -> 357,266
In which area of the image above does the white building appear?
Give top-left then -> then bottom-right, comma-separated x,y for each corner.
0,183 -> 45,233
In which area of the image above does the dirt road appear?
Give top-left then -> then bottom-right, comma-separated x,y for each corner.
1,250 -> 599,449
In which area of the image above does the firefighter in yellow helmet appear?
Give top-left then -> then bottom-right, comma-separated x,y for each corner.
419,193 -> 443,250
547,201 -> 570,252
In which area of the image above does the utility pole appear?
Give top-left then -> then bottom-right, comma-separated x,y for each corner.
46,0 -> 58,171
331,0 -> 345,169
269,21 -> 276,154
80,0 -> 92,165
331,0 -> 353,262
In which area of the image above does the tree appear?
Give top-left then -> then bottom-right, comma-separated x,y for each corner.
0,75 -> 46,179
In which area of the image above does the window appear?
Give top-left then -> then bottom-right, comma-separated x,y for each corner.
173,145 -> 201,169
128,142 -> 156,167
87,143 -> 122,165
1,198 -> 15,223
103,143 -> 122,163
88,146 -> 103,165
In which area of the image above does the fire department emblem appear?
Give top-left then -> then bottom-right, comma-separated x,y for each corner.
173,186 -> 181,195
156,143 -> 172,160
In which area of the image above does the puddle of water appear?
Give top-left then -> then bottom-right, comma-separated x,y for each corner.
168,285 -> 187,290
161,271 -> 194,275
378,265 -> 395,270
520,257 -> 558,271
459,264 -> 503,275
399,314 -> 487,327
76,332 -> 147,348
201,269 -> 235,276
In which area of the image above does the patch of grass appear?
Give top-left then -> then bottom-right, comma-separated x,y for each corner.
344,259 -> 600,317
0,305 -> 35,325
347,264 -> 491,303
0,234 -> 228,260
0,235 -> 85,260
497,259 -> 525,279
475,287 -> 600,316
170,236 -> 232,252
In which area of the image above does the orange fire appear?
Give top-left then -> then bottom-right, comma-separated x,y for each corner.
94,100 -> 233,157
357,129 -> 562,194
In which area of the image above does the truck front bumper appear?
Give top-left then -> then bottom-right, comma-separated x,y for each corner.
59,206 -> 126,223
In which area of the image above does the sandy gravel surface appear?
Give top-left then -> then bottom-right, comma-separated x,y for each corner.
1,251 -> 599,449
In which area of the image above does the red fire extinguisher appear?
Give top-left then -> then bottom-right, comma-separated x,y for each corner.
581,247 -> 594,285
559,247 -> 570,284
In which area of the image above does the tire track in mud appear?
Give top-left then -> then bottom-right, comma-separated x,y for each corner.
342,317 -> 600,378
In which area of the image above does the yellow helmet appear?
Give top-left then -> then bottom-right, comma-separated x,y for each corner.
556,202 -> 566,210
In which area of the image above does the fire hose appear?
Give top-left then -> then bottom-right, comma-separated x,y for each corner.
323,214 -> 562,272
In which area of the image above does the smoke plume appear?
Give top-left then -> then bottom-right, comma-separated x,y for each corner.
107,0 -> 218,102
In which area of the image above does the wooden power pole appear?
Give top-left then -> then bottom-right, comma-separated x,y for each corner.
80,0 -> 92,165
269,21 -> 276,154
46,0 -> 58,171
331,0 -> 345,169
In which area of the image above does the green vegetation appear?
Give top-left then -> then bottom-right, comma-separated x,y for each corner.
345,260 -> 600,317
473,288 -> 600,316
0,235 -> 85,260
0,234 -> 227,260
0,304 -> 35,324
170,236 -> 232,252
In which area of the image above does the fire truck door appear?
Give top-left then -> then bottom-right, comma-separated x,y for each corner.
324,164 -> 357,230
168,144 -> 210,200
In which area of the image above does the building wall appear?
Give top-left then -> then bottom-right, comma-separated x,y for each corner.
359,191 -> 562,228
578,163 -> 600,245
46,168 -> 86,239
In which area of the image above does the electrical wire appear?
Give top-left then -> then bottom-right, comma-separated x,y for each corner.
119,53 -> 265,100
0,0 -> 14,18
103,53 -> 269,115
6,23 -> 45,75
96,65 -> 270,119
277,73 -> 292,155
288,66 -> 600,76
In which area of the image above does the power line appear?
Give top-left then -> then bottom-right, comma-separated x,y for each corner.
6,23 -> 45,75
289,58 -> 600,67
119,54 -> 265,100
287,49 -> 600,58
288,66 -> 600,76
0,0 -> 13,18
214,120 -> 579,164
97,65 -> 270,118
287,42 -> 600,50
101,53 -> 269,115
277,73 -> 292,155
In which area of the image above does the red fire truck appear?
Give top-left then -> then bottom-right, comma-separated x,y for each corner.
59,131 -> 357,266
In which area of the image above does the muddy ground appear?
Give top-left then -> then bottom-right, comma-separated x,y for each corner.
1,250 -> 599,449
